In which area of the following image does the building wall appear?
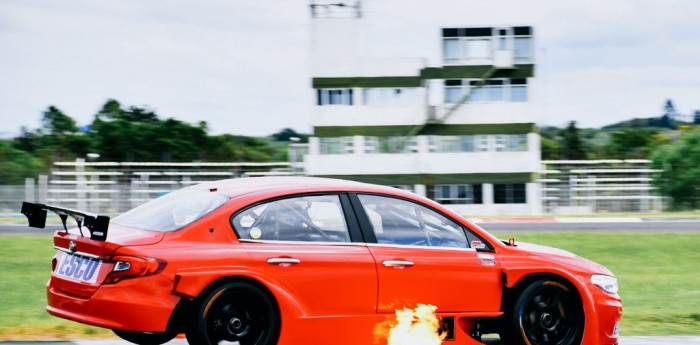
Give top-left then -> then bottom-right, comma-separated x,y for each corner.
312,97 -> 427,127
307,10 -> 541,215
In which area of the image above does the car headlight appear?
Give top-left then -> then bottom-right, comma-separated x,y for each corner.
591,274 -> 619,294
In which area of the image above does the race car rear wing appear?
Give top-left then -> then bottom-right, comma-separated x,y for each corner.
21,202 -> 110,241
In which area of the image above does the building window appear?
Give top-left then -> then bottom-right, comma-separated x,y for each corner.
363,88 -> 419,106
429,135 -> 526,153
510,78 -> 528,102
463,39 -> 492,60
365,136 -> 417,154
493,134 -> 528,152
434,184 -> 483,204
428,135 -> 475,153
319,137 -> 354,154
441,26 -> 533,64
443,38 -> 460,63
513,39 -> 533,63
444,78 -> 527,103
317,88 -> 353,106
494,183 -> 526,204
476,135 -> 490,152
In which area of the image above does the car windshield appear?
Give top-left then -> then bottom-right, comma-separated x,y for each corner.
112,188 -> 229,232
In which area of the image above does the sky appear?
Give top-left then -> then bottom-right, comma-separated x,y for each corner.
1,0 -> 699,138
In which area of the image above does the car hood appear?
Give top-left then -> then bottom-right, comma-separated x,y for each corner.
510,241 -> 614,276
514,241 -> 579,258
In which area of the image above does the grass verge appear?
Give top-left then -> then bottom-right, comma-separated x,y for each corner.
0,236 -> 112,340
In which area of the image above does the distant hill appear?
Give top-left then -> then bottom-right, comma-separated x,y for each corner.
603,115 -> 691,130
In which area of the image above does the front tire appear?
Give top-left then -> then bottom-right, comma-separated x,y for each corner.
186,282 -> 280,345
112,330 -> 177,345
502,279 -> 584,345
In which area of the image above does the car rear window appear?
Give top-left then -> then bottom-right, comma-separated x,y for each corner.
113,188 -> 229,232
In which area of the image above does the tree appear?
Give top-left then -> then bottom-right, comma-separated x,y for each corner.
606,128 -> 658,159
95,99 -> 124,121
0,140 -> 45,184
651,128 -> 700,209
694,110 -> 700,125
87,99 -> 285,162
38,105 -> 82,161
559,121 -> 587,160
208,134 -> 278,162
42,106 -> 77,135
540,136 -> 560,160
271,128 -> 309,142
663,99 -> 677,119
123,106 -> 159,123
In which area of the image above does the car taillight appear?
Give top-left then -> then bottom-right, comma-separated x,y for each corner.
103,255 -> 166,284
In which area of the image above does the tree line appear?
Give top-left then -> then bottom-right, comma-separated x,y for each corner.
2,98 -> 699,209
1,99 -> 307,185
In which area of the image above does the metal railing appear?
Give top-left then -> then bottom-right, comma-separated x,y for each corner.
22,160 -> 293,215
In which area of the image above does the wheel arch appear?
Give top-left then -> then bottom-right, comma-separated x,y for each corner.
501,268 -> 601,344
170,271 -> 306,331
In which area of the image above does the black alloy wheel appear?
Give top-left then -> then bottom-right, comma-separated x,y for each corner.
186,282 -> 280,345
112,330 -> 178,345
506,279 -> 585,345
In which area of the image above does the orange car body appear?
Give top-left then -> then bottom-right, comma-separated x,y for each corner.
37,177 -> 622,345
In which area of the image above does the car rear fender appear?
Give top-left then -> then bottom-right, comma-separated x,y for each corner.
173,269 -> 306,319
501,267 -> 600,344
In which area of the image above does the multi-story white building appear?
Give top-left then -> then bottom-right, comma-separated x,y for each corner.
303,2 -> 541,215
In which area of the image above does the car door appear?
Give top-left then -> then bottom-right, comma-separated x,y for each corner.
231,193 -> 377,316
351,193 -> 502,314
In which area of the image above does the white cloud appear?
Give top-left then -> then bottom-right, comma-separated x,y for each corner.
1,0 -> 699,139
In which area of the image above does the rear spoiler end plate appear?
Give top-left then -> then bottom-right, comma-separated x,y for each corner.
21,202 -> 110,241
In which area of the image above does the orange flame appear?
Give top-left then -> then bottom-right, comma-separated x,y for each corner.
375,304 -> 446,345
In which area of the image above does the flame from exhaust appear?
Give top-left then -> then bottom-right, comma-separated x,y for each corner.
377,304 -> 446,345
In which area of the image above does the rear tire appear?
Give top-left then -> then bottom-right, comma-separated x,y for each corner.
185,282 -> 280,345
501,279 -> 584,345
112,330 -> 177,345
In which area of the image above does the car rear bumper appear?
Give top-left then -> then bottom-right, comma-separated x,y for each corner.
47,274 -> 180,332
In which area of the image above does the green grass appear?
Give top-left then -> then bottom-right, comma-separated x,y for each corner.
2,233 -> 700,338
0,236 -> 111,340
492,231 -> 700,335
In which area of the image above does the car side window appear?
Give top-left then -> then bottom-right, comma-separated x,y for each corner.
357,194 -> 468,248
232,195 -> 350,242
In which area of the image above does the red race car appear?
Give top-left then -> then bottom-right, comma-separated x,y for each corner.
22,177 -> 621,345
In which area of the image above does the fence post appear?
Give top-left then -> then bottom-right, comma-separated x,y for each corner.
38,175 -> 48,204
76,158 -> 87,210
25,178 -> 35,203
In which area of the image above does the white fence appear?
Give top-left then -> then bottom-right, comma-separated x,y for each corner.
0,185 -> 29,214
20,160 -> 293,215
4,159 -> 666,217
539,160 -> 665,214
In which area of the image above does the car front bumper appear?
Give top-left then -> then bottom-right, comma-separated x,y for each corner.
591,287 -> 623,345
